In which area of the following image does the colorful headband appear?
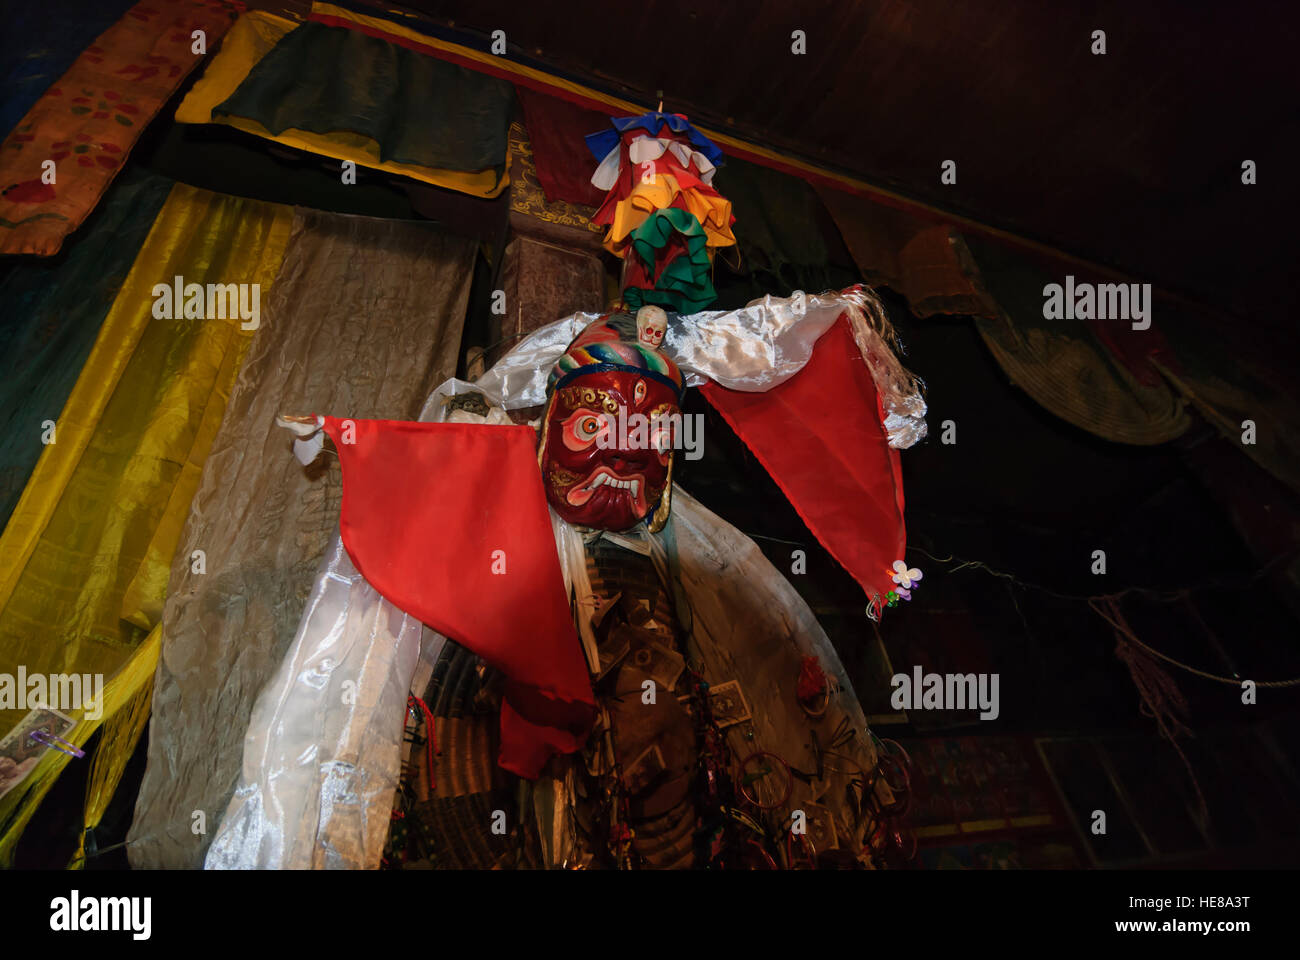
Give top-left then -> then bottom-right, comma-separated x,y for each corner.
546,314 -> 685,398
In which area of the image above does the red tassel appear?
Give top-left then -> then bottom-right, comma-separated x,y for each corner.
797,656 -> 828,701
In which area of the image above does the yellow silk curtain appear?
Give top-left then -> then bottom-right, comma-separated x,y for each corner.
0,183 -> 292,865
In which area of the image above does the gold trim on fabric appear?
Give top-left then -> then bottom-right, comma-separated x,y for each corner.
557,385 -> 619,415
508,122 -> 602,232
648,453 -> 674,534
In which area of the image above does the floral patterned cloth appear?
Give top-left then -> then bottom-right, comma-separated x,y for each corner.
0,0 -> 241,256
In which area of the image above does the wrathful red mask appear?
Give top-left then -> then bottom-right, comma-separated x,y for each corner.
541,370 -> 679,531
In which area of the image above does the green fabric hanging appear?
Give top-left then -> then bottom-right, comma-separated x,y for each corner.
0,166 -> 173,527
213,21 -> 514,177
714,156 -> 851,294
961,233 -> 1190,446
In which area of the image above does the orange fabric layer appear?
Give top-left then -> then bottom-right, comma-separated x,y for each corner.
600,173 -> 735,257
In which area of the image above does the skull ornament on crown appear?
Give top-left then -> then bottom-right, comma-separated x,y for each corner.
635,305 -> 667,348
542,312 -> 683,532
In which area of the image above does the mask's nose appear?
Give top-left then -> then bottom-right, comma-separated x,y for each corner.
608,451 -> 648,472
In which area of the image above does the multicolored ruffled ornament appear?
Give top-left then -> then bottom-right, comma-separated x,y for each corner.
586,109 -> 735,313
622,207 -> 716,312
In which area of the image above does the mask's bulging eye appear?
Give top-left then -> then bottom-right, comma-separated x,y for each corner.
561,410 -> 609,450
634,379 -> 647,405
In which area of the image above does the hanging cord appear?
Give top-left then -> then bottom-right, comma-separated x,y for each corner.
406,695 -> 438,794
910,544 -> 1291,604
909,546 -> 1300,688
1087,597 -> 1300,689
1095,598 -> 1211,831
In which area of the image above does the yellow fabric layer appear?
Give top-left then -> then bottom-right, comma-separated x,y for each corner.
70,624 -> 160,869
176,10 -> 507,199
174,9 -> 298,126
71,650 -> 153,868
0,183 -> 292,864
602,174 -> 736,257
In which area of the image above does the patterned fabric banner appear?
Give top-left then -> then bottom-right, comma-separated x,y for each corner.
514,86 -> 607,208
0,0 -> 241,256
962,233 -> 1191,446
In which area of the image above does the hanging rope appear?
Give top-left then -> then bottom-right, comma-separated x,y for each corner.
909,544 -> 1290,603
905,545 -> 1300,688
1087,597 -> 1300,689
1095,597 -> 1210,831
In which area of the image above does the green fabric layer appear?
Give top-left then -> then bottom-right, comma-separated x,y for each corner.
714,156 -> 851,295
214,21 -> 514,176
0,166 -> 173,527
624,207 -> 716,313
962,233 -> 1190,446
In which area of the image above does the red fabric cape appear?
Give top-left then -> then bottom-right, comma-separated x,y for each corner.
320,417 -> 595,779
701,317 -> 906,601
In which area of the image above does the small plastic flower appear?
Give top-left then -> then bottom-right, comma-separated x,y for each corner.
896,585 -> 912,601
890,560 -> 923,589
